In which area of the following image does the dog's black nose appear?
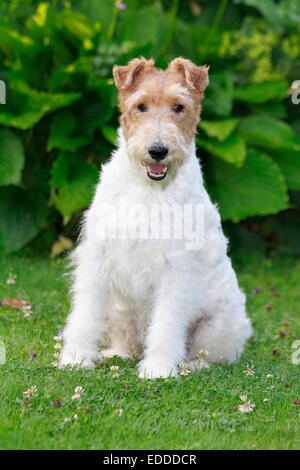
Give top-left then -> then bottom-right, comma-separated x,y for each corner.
148,144 -> 168,160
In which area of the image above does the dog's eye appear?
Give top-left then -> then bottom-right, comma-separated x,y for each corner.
137,103 -> 147,112
173,104 -> 184,113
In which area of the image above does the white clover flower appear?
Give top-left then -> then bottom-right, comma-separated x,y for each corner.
72,386 -> 84,401
72,393 -> 81,401
238,394 -> 255,413
6,273 -> 16,284
238,402 -> 255,413
52,351 -> 60,367
110,365 -> 120,378
244,364 -> 255,376
198,349 -> 208,361
179,363 -> 191,376
115,408 -> 123,416
22,305 -> 32,318
266,374 -> 273,379
23,386 -> 37,398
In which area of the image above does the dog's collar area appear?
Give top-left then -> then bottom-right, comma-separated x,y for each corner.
146,163 -> 168,181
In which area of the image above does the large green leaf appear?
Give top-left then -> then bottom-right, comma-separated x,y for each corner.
117,5 -> 166,50
60,10 -> 96,41
0,128 -> 24,186
270,150 -> 300,190
0,186 -> 48,253
197,131 -> 246,167
0,25 -> 34,54
248,102 -> 287,119
206,148 -> 289,221
239,0 -> 283,30
101,125 -> 118,146
73,80 -> 117,137
50,153 -> 98,222
203,72 -> 234,117
0,80 -> 81,130
47,111 -> 89,152
239,116 -> 300,151
199,118 -> 238,142
234,80 -> 287,103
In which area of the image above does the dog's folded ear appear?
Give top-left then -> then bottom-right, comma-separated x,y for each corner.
168,57 -> 209,98
113,58 -> 155,90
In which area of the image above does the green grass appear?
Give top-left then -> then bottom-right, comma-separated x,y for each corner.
0,253 -> 299,450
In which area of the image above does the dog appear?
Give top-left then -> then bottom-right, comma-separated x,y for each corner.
59,57 -> 252,378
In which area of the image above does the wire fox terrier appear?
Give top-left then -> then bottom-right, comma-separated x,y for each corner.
59,57 -> 252,378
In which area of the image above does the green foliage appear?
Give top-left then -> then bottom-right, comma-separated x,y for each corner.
0,186 -> 48,253
50,152 -> 98,223
234,80 -> 287,103
199,118 -> 239,142
0,128 -> 24,185
271,150 -> 300,190
207,148 -> 289,221
197,130 -> 246,167
239,116 -> 300,151
0,0 -> 299,252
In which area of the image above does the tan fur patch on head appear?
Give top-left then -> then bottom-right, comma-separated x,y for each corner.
113,58 -> 155,91
112,57 -> 209,178
167,57 -> 209,101
113,57 -> 209,142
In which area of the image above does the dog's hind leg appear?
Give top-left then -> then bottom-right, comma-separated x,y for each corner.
187,291 -> 252,366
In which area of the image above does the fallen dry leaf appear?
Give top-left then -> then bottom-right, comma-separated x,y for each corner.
50,235 -> 73,259
1,298 -> 32,310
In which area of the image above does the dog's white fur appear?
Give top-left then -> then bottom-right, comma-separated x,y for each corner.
59,129 -> 252,378
59,59 -> 252,378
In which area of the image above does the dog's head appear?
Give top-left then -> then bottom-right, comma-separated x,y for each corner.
113,57 -> 209,182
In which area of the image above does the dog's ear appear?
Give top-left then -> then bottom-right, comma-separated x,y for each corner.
113,58 -> 155,90
168,57 -> 209,98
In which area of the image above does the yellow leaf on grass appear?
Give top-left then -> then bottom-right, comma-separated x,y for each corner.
50,235 -> 73,258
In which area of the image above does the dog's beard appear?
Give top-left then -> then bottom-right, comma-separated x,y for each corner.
127,134 -> 189,182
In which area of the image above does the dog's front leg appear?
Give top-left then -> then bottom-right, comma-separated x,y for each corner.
59,250 -> 108,369
138,268 -> 192,379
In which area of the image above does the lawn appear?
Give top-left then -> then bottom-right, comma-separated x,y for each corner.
0,253 -> 299,450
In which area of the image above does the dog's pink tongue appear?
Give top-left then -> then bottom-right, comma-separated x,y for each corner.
148,164 -> 165,174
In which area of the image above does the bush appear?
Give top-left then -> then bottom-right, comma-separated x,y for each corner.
0,0 -> 300,254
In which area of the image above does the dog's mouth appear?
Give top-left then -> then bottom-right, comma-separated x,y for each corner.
146,163 -> 168,181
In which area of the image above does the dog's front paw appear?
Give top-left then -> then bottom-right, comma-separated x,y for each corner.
58,348 -> 100,370
138,359 -> 178,379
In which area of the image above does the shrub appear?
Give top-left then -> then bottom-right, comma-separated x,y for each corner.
0,0 -> 300,254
